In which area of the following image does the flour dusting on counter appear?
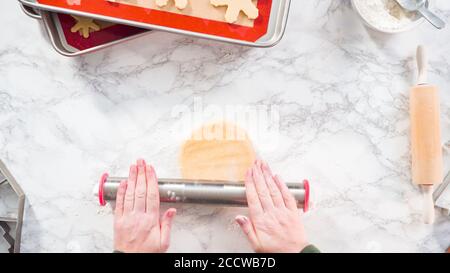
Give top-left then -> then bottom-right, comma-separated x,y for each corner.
353,0 -> 419,31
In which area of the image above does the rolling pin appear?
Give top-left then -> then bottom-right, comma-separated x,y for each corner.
95,173 -> 311,212
410,45 -> 443,224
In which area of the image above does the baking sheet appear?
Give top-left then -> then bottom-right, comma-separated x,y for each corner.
36,0 -> 271,42
35,10 -> 151,56
54,13 -> 148,51
19,0 -> 290,46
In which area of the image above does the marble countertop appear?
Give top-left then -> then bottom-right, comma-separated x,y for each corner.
1,0 -> 449,253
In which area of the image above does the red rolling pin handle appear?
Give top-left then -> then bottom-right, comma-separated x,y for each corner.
303,179 -> 310,213
98,173 -> 109,206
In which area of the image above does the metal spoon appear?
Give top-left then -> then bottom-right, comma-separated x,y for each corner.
395,0 -> 446,29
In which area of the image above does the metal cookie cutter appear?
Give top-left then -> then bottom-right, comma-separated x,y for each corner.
434,171 -> 450,216
0,160 -> 25,253
434,142 -> 450,216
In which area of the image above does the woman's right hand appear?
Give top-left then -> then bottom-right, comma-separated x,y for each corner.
236,160 -> 309,253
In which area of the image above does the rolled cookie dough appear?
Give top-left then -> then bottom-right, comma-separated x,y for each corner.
180,122 -> 256,182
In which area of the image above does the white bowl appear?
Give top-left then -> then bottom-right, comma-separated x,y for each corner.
351,0 -> 430,34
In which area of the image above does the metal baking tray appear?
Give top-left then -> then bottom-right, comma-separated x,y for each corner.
20,4 -> 151,56
18,0 -> 291,47
0,160 -> 25,253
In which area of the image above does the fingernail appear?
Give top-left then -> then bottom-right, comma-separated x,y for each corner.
137,159 -> 145,166
168,209 -> 177,218
261,161 -> 267,169
145,165 -> 155,176
236,216 -> 247,226
273,175 -> 279,184
275,175 -> 285,186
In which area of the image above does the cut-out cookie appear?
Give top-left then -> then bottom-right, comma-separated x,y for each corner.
211,0 -> 259,23
71,16 -> 100,38
156,0 -> 188,9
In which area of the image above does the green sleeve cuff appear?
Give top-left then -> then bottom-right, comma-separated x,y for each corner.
300,244 -> 321,253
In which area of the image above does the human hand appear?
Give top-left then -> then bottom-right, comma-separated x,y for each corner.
236,160 -> 309,253
114,159 -> 176,253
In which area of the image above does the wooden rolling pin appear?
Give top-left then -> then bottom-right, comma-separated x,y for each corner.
410,46 -> 443,224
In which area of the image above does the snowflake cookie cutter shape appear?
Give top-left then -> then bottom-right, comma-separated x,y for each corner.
211,0 -> 259,23
0,160 -> 25,253
156,0 -> 189,9
71,15 -> 101,39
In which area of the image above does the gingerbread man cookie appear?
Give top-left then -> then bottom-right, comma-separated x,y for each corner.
71,16 -> 100,38
156,0 -> 188,9
211,0 -> 259,23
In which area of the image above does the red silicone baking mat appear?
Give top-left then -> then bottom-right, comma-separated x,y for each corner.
37,0 -> 272,42
56,13 -> 147,51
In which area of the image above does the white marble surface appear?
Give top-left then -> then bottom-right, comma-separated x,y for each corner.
1,0 -> 449,253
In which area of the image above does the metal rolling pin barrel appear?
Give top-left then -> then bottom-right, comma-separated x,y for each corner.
97,174 -> 310,212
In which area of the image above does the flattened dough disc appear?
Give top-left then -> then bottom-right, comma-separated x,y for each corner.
180,122 -> 255,182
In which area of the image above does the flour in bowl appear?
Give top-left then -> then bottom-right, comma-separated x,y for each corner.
353,0 -> 419,31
